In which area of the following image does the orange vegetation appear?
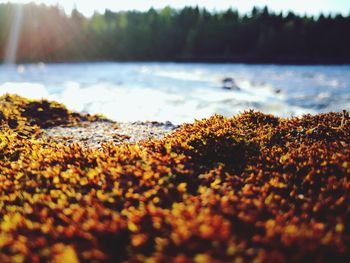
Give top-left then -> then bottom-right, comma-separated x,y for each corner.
0,94 -> 349,262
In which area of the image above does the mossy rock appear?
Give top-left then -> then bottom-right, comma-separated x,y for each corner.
0,94 -> 349,262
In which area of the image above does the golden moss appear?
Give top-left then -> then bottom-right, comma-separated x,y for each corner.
0,95 -> 350,262
0,94 -> 107,137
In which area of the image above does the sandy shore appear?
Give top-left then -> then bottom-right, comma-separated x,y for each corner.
42,120 -> 177,148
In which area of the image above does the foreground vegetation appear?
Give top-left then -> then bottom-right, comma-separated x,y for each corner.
0,94 -> 350,262
1,3 -> 350,63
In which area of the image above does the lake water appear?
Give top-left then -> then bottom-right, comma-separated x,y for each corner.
0,62 -> 349,124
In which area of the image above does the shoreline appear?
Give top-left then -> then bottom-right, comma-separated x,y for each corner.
7,59 -> 350,66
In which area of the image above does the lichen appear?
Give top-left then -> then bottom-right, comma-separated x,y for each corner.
0,95 -> 349,262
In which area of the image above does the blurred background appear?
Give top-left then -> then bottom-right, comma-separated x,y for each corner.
0,0 -> 349,123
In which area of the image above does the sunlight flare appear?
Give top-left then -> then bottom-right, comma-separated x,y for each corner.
4,5 -> 24,65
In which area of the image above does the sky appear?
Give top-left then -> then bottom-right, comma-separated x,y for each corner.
1,0 -> 350,17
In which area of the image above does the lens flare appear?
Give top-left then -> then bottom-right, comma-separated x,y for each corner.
4,5 -> 24,65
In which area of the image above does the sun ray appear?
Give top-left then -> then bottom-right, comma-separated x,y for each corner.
4,4 -> 24,65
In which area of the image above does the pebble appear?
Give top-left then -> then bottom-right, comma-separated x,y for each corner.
42,121 -> 178,149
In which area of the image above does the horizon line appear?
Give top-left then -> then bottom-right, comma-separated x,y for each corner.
1,1 -> 349,18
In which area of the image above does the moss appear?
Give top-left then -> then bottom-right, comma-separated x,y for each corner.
0,94 -> 107,136
0,95 -> 349,262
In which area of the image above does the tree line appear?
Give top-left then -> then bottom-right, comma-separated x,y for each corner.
1,3 -> 350,64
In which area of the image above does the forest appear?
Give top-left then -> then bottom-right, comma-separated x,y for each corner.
0,3 -> 350,63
